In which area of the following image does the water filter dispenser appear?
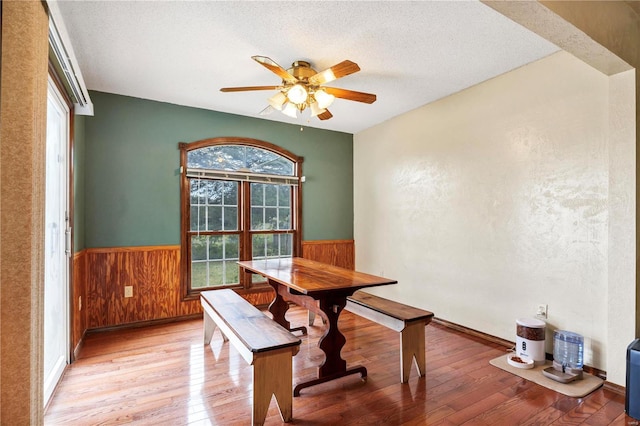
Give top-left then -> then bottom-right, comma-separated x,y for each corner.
542,330 -> 584,383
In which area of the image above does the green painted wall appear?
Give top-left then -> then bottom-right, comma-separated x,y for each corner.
83,91 -> 353,248
73,114 -> 86,252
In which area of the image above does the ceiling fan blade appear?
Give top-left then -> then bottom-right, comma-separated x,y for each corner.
252,56 -> 297,83
259,105 -> 275,116
309,60 -> 360,85
220,85 -> 280,92
323,87 -> 376,104
317,110 -> 333,120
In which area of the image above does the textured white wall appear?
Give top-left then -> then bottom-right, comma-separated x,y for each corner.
607,69 -> 636,385
354,51 -> 635,383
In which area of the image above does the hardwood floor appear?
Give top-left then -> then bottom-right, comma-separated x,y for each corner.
45,306 -> 631,425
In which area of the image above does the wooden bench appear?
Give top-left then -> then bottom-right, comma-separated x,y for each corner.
201,289 -> 301,425
309,291 -> 434,383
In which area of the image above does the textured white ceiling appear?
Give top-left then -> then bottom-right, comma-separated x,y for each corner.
55,1 -> 560,134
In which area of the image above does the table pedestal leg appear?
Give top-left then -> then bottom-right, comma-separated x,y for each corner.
293,296 -> 367,396
267,280 -> 307,335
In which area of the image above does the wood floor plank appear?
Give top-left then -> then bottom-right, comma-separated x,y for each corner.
45,307 -> 630,425
445,392 -> 512,425
520,406 -> 564,426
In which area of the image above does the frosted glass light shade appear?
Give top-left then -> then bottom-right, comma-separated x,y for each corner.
282,102 -> 298,118
314,89 -> 335,109
287,84 -> 308,104
268,92 -> 287,110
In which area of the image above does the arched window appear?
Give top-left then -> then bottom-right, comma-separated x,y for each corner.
179,137 -> 303,299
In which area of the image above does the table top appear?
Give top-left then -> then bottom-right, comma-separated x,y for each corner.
238,257 -> 397,296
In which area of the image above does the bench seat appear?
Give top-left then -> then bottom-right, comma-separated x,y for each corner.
201,289 -> 301,425
346,291 -> 434,383
310,290 -> 434,383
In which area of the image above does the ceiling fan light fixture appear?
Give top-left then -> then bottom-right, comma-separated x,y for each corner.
282,102 -> 298,118
287,84 -> 308,104
310,102 -> 326,117
220,56 -> 376,122
314,89 -> 335,109
267,91 -> 287,110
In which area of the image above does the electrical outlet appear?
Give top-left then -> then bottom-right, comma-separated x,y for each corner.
536,304 -> 548,319
124,286 -> 133,298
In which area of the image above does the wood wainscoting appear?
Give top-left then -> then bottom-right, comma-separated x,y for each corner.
301,239 -> 355,270
83,246 -> 202,330
72,251 -> 87,356
73,240 -> 355,335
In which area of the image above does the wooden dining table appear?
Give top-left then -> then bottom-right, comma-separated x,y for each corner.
237,257 -> 397,396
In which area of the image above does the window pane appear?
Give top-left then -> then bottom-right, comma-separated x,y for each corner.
187,145 -> 244,171
250,183 -> 294,230
252,233 -> 293,260
190,234 -> 240,288
251,207 -> 264,230
245,147 -> 294,175
224,207 -> 238,230
190,206 -> 207,231
191,262 -> 208,289
279,208 -> 291,229
188,145 -> 294,176
192,180 -> 220,206
207,206 -> 222,231
208,235 -> 223,259
207,260 -> 224,286
191,235 -> 208,289
191,236 -> 207,260
218,146 -> 245,170
264,185 -> 277,206
207,181 -> 223,205
280,234 -> 293,256
224,181 -> 238,204
253,234 -> 265,258
264,234 -> 277,256
189,179 -> 239,232
251,183 -> 263,206
190,180 -> 203,204
257,156 -> 294,176
265,207 -> 277,230
224,260 -> 239,284
279,186 -> 290,207
225,235 -> 239,258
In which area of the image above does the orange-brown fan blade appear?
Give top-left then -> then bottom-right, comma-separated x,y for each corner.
324,87 -> 376,104
220,86 -> 280,92
309,60 -> 360,85
252,56 -> 297,83
317,110 -> 333,120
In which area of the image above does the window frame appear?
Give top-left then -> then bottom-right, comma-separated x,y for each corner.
179,137 -> 303,300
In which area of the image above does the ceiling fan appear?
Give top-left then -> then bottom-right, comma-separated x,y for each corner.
220,56 -> 376,121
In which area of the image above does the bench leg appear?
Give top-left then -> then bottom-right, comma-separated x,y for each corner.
252,350 -> 294,425
203,311 -> 215,345
203,312 -> 228,345
400,321 -> 426,383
